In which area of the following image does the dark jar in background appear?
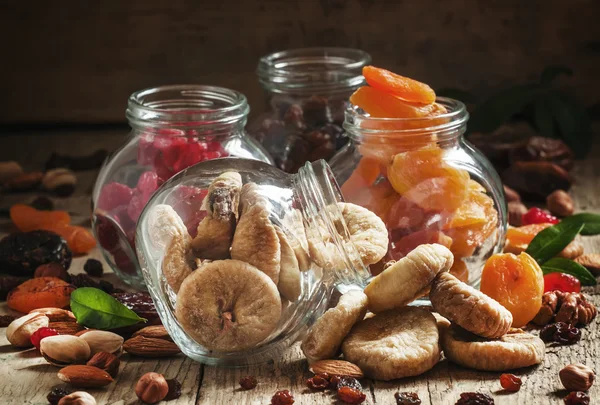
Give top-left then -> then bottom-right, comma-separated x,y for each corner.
249,47 -> 371,173
92,85 -> 272,289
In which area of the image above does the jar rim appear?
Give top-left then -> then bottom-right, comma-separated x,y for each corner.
126,85 -> 250,129
256,47 -> 371,94
343,97 -> 469,140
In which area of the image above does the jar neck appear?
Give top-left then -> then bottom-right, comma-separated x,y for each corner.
294,160 -> 370,287
257,47 -> 371,96
126,85 -> 249,137
343,97 -> 469,145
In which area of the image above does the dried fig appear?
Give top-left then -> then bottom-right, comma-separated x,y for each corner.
192,172 -> 242,259
509,136 -> 574,171
502,161 -> 573,200
175,259 -> 282,352
275,228 -> 302,302
282,210 -> 311,272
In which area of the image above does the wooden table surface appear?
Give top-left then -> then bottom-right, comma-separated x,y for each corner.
1,129 -> 599,405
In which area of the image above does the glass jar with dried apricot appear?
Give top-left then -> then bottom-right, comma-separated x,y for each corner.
330,70 -> 507,286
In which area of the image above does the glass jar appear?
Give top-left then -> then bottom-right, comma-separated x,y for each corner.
330,98 -> 508,287
249,47 -> 371,173
92,85 -> 272,290
136,158 -> 369,366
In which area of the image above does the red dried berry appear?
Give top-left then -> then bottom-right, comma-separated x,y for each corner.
395,391 -> 421,404
564,391 -> 590,405
271,389 -> 294,405
30,327 -> 59,349
338,386 -> 366,404
306,374 -> 329,390
97,182 -> 134,211
455,392 -> 494,405
500,373 -> 522,392
239,376 -> 258,390
544,273 -> 581,293
521,207 -> 559,226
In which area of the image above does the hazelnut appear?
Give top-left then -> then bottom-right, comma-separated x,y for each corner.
507,201 -> 528,227
560,363 -> 595,391
6,312 -> 50,347
34,263 -> 69,281
135,372 -> 169,404
547,189 -> 575,217
42,168 -> 77,197
79,330 -> 124,356
58,391 -> 96,405
86,352 -> 120,378
40,335 -> 91,366
503,184 -> 521,202
0,161 -> 24,183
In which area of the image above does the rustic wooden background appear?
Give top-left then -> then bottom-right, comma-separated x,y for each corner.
1,0 -> 599,125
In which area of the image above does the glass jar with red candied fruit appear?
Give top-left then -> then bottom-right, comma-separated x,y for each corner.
92,85 -> 272,289
248,48 -> 371,173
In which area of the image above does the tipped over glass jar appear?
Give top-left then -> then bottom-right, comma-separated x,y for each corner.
330,98 -> 508,286
92,85 -> 272,290
135,158 -> 385,366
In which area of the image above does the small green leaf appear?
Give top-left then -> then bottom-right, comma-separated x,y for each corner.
540,65 -> 573,85
525,222 -> 584,264
561,213 -> 600,235
71,287 -> 146,330
541,257 -> 597,286
533,97 -> 556,138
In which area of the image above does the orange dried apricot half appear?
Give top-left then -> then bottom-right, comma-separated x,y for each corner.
345,179 -> 398,223
10,204 -> 71,233
449,259 -> 469,283
504,223 -> 552,254
7,277 -> 75,313
350,86 -> 436,119
388,229 -> 452,260
362,66 -> 436,105
341,157 -> 381,196
480,252 -> 544,327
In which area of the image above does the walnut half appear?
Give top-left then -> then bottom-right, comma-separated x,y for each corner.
532,291 -> 597,326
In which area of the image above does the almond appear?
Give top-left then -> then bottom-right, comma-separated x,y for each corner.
309,359 -> 364,378
30,307 -> 76,323
123,335 -> 181,357
57,365 -> 113,387
575,253 -> 600,276
132,325 -> 172,341
87,352 -> 120,378
557,240 -> 584,260
49,321 -> 85,335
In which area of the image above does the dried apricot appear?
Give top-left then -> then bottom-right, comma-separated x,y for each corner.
449,259 -> 469,283
10,204 -> 70,232
443,181 -> 492,229
350,86 -> 436,119
42,224 -> 97,255
362,66 -> 436,105
7,277 -> 75,313
345,179 -> 398,222
480,252 -> 544,327
388,230 -> 452,260
341,157 -> 381,197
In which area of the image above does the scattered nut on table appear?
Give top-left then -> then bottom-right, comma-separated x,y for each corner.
86,352 -> 120,378
135,372 -> 169,404
547,189 -> 575,217
57,391 -> 97,405
42,168 -> 77,197
560,364 -> 595,392
0,161 -> 24,183
5,312 -> 49,347
40,335 -> 91,366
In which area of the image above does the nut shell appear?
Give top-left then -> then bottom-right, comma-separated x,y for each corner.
79,330 -> 124,356
547,189 -> 575,217
560,363 -> 595,391
135,372 -> 169,404
40,335 -> 91,366
6,312 -> 50,347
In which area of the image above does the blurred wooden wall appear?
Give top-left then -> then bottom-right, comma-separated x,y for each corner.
1,0 -> 599,125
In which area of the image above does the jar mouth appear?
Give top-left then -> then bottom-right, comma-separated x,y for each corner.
127,85 -> 250,130
343,97 -> 469,141
257,47 -> 371,95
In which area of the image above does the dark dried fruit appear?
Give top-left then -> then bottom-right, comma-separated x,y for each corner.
0,314 -> 16,327
111,292 -> 161,335
509,136 -> 574,172
500,373 -> 522,392
306,374 -> 329,390
330,375 -> 362,391
84,258 -> 104,277
271,389 -> 294,405
46,149 -> 109,171
502,161 -> 573,200
395,392 -> 421,404
469,123 -> 536,170
239,376 -> 258,390
165,378 -> 182,400
47,387 -> 71,405
564,391 -> 590,405
337,386 -> 366,404
0,275 -> 27,300
34,263 -> 69,281
540,322 -> 581,345
0,230 -> 72,276
455,392 -> 494,405
30,196 -> 54,211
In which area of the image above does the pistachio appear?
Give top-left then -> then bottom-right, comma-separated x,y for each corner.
42,168 -> 77,197
6,312 -> 50,347
79,330 -> 124,357
40,335 -> 91,366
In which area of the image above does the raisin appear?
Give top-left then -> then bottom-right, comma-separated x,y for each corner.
455,392 -> 494,405
395,392 -> 421,404
306,374 -> 329,390
271,389 -> 294,405
337,386 -> 366,404
540,322 -> 581,345
499,373 -> 522,392
165,378 -> 182,400
564,391 -> 590,405
47,387 -> 71,405
239,376 -> 258,390
0,230 -> 72,277
84,258 -> 104,277
331,375 -> 362,391
0,314 -> 16,327
30,196 -> 54,211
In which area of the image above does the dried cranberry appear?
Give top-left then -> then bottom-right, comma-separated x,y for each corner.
499,373 -> 522,392
395,391 -> 421,404
136,171 -> 159,200
544,273 -> 581,293
97,182 -> 133,211
455,392 -> 494,404
271,389 -> 294,405
331,375 -> 362,391
84,258 -> 104,277
540,322 -> 581,345
30,327 -> 59,349
47,387 -> 70,405
564,391 -> 590,405
522,207 -> 559,225
165,378 -> 182,400
239,376 -> 258,390
306,374 -> 329,390
337,386 -> 366,404
0,314 -> 17,327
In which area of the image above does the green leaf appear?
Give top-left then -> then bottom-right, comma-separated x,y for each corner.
546,91 -> 593,157
533,97 -> 556,138
561,213 -> 600,235
525,221 -> 584,264
540,65 -> 573,85
70,287 -> 146,330
541,257 -> 597,286
468,84 -> 540,134
436,88 -> 477,103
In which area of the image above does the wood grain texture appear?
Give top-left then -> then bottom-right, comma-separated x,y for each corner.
1,0 -> 599,124
0,130 -> 599,404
